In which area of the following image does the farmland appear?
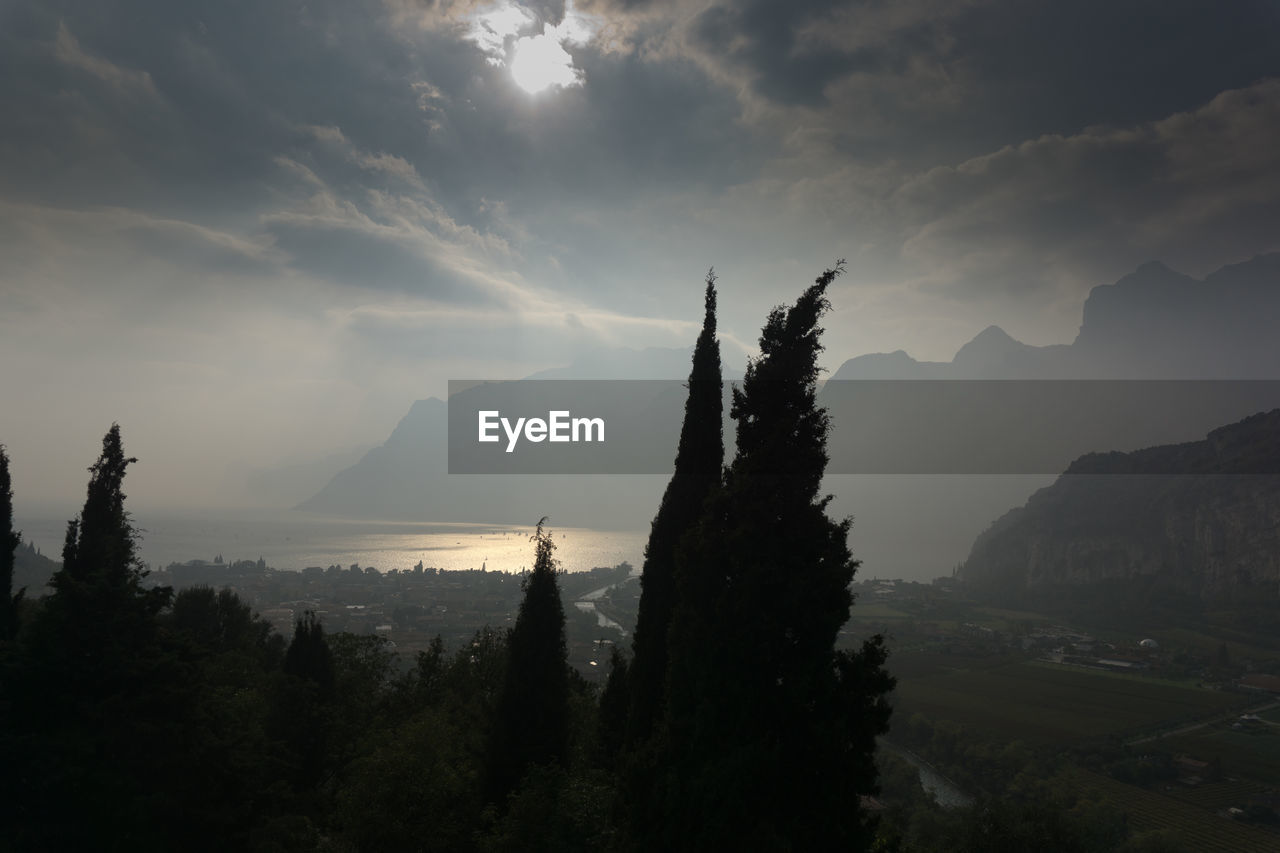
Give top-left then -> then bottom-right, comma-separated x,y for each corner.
1158,722 -> 1280,785
1065,767 -> 1280,853
891,652 -> 1249,744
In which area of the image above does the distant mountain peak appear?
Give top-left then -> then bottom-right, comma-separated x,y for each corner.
962,324 -> 1017,347
952,324 -> 1029,365
828,252 -> 1280,380
1135,259 -> 1174,275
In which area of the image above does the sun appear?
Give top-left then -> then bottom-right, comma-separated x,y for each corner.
464,2 -> 596,96
509,31 -> 580,95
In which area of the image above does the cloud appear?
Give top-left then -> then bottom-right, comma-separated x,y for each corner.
4,0 -> 1280,508
892,78 -> 1280,296
53,21 -> 160,98
307,125 -> 428,190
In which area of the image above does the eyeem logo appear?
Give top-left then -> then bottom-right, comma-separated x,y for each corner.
478,410 -> 605,453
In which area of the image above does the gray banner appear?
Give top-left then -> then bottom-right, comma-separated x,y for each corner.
447,380 -> 1280,475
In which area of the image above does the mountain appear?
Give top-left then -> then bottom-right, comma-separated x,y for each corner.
831,254 -> 1280,380
296,255 -> 1280,562
296,345 -> 750,527
958,409 -> 1280,606
13,540 -> 58,596
245,444 -> 372,507
297,399 -> 446,517
296,394 -> 671,528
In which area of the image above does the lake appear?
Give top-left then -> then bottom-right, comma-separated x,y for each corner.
15,509 -> 648,575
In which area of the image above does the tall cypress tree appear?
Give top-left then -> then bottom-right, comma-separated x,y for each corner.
54,425 -> 167,611
661,262 -> 894,850
626,269 -> 723,747
0,445 -> 22,640
46,424 -> 171,674
8,425 -> 178,849
485,519 -> 570,805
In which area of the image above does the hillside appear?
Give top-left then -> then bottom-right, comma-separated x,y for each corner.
13,539 -> 58,595
959,409 -> 1280,606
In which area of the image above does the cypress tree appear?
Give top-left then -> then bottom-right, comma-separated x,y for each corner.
1,445 -> 22,640
661,262 -> 894,850
274,610 -> 337,793
485,519 -> 570,805
54,425 -> 168,615
7,425 -> 178,849
597,645 -> 630,769
283,610 -> 336,699
626,269 -> 723,746
44,424 -> 171,680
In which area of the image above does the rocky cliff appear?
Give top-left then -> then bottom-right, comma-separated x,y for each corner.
959,410 -> 1280,605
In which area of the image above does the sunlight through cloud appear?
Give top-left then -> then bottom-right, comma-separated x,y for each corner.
465,1 -> 598,94
510,31 -> 579,94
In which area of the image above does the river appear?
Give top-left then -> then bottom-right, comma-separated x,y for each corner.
573,572 -> 639,638
880,740 -> 973,809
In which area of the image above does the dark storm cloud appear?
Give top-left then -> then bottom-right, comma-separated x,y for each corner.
689,0 -> 935,107
597,0 -> 1280,168
0,0 -> 770,309
1,0 -> 760,205
941,1 -> 1280,138
892,79 -> 1280,296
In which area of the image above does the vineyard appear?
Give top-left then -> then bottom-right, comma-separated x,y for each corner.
1065,768 -> 1280,853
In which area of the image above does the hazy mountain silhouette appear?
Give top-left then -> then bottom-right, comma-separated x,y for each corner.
296,386 -> 673,528
245,444 -> 373,507
13,540 -> 58,595
832,254 -> 1280,380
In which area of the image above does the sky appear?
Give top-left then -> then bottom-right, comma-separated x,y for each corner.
2,0 -> 1279,511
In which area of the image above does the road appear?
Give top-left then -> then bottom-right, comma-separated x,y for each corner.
1126,699 -> 1279,745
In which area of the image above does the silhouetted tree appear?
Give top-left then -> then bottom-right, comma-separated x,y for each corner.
284,610 -> 336,699
485,519 -> 569,805
5,425 -> 183,849
597,645 -> 630,769
160,586 -> 284,847
660,262 -> 895,850
626,270 -> 723,748
34,426 -> 172,690
0,445 -> 22,640
271,610 -> 338,796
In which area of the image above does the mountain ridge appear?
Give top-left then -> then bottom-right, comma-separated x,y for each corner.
832,253 -> 1280,380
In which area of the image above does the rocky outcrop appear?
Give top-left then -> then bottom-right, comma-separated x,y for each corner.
959,410 -> 1280,604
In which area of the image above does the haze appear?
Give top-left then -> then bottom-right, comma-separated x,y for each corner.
2,0 -> 1278,513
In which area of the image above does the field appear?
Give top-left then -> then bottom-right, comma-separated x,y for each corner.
1064,768 -> 1280,853
1165,778 -> 1273,810
891,652 -> 1248,744
1159,722 -> 1280,785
